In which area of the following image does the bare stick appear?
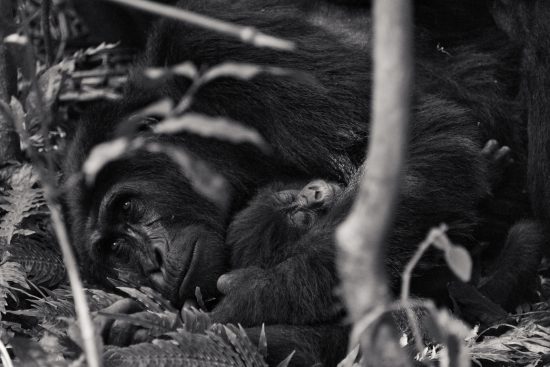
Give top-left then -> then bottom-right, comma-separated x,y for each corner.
49,204 -> 102,367
0,338 -> 13,367
101,0 -> 295,51
41,0 -> 54,66
336,0 -> 413,365
0,0 -> 21,161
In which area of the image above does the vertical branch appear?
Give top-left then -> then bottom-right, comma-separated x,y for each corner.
336,0 -> 413,365
0,0 -> 21,161
41,0 -> 54,66
49,204 -> 102,367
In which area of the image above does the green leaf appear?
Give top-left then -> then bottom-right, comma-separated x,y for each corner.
83,138 -> 130,185
258,324 -> 267,359
145,62 -> 198,81
202,62 -> 318,88
275,351 -> 295,367
431,228 -> 453,252
337,344 -> 360,367
444,245 -> 472,282
152,113 -> 270,153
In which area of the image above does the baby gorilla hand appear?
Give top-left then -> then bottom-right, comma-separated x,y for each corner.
94,298 -> 179,346
481,139 -> 512,188
210,267 -> 275,326
94,299 -> 150,346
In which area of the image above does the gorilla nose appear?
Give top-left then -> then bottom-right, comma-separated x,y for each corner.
153,246 -> 164,269
148,271 -> 167,290
142,242 -> 169,289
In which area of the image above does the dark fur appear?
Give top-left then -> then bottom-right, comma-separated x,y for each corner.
492,1 -> 550,229
218,144 -> 544,329
64,1 -> 550,365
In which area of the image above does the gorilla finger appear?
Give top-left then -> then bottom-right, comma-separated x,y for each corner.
217,273 -> 236,295
184,299 -> 198,309
94,314 -> 116,341
132,328 -> 153,344
96,298 -> 144,342
103,298 -> 144,314
494,146 -> 511,162
108,319 -> 142,346
481,139 -> 499,156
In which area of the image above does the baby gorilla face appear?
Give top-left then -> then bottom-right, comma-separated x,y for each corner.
278,180 -> 343,229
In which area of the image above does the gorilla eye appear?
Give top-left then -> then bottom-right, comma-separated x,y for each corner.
121,200 -> 132,212
108,238 -> 131,262
111,238 -> 123,252
113,196 -> 144,221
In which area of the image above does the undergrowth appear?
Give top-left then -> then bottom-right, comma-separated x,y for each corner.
0,1 -> 548,366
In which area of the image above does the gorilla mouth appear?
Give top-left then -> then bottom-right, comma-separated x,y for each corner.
177,236 -> 200,301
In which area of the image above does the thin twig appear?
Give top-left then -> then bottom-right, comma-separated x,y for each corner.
49,205 -> 102,367
18,12 -> 55,173
41,0 -> 54,66
399,225 -> 449,363
399,231 -> 434,358
101,0 -> 295,51
0,339 -> 13,367
0,0 -> 21,161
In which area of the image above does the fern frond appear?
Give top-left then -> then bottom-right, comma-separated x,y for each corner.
8,235 -> 66,288
0,164 -> 46,246
117,286 -> 175,313
103,320 -> 270,367
181,307 -> 212,334
214,324 -> 267,367
104,335 -> 244,367
0,261 -> 29,314
11,287 -> 122,332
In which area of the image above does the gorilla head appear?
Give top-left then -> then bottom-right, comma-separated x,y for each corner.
66,141 -> 229,306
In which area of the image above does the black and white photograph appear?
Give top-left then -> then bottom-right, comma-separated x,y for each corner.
0,0 -> 549,366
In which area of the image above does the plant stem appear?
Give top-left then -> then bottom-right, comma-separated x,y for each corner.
336,0 -> 413,365
41,0 -> 54,66
0,339 -> 13,367
102,0 -> 295,51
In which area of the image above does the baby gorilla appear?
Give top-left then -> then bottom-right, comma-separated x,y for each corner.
223,179 -> 343,272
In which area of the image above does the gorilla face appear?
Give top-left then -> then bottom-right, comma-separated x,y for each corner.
70,152 -> 227,307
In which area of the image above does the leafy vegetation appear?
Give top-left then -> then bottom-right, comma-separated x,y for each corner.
0,1 -> 548,366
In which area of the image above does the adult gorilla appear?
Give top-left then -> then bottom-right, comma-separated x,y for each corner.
64,0 -> 546,365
